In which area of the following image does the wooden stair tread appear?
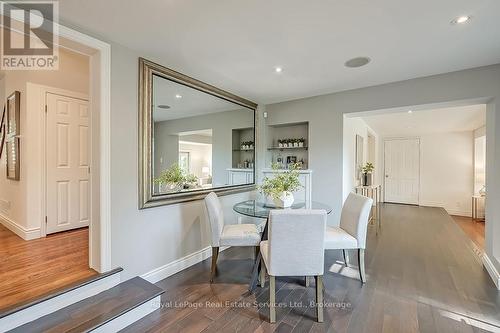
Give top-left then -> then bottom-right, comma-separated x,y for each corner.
8,277 -> 164,333
0,267 -> 123,319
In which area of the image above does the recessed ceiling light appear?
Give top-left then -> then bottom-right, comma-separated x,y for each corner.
451,15 -> 471,25
274,66 -> 283,73
175,94 -> 182,99
344,57 -> 371,68
408,110 -> 413,114
157,104 -> 170,109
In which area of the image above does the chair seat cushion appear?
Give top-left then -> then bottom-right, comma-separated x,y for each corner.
324,226 -> 358,249
219,224 -> 261,246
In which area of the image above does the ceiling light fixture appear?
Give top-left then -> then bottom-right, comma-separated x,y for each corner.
451,15 -> 471,25
344,57 -> 371,68
408,110 -> 413,114
175,94 -> 182,99
274,66 -> 283,73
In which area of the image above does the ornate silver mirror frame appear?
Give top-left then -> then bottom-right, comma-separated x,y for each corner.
139,58 -> 258,209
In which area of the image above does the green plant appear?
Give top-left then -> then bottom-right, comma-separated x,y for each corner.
260,163 -> 302,200
154,163 -> 198,187
361,162 -> 374,174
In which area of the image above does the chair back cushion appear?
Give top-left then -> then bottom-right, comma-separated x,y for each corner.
340,193 -> 373,249
268,209 -> 326,276
204,192 -> 224,246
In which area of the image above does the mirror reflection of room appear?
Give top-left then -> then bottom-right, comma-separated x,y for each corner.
152,75 -> 254,195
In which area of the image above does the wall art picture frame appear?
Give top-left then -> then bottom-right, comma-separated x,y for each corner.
0,105 -> 5,159
6,91 -> 20,136
6,137 -> 20,180
355,134 -> 364,182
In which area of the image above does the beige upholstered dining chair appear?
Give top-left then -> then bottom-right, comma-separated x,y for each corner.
324,192 -> 373,283
204,192 -> 261,283
259,209 -> 327,323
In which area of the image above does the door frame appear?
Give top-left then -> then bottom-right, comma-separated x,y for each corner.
41,88 -> 90,236
18,20 -> 112,272
383,137 -> 421,205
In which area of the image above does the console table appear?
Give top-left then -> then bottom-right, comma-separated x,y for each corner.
355,184 -> 382,233
472,195 -> 485,222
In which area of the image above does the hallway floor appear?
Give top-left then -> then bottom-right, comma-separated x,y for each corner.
451,215 -> 485,250
122,204 -> 500,333
0,223 -> 96,314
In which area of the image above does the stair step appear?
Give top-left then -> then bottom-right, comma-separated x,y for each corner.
0,268 -> 123,320
0,268 -> 123,332
8,277 -> 164,333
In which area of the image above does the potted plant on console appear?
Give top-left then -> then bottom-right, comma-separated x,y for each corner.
260,163 -> 302,207
361,162 -> 374,186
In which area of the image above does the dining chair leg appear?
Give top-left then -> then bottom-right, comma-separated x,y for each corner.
210,247 -> 219,283
315,275 -> 324,322
269,275 -> 276,323
305,276 -> 310,287
358,249 -> 366,283
259,258 -> 266,287
342,249 -> 349,266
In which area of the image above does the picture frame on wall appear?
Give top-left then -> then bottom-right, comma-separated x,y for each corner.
6,91 -> 20,136
6,137 -> 20,180
0,105 -> 5,159
355,134 -> 364,182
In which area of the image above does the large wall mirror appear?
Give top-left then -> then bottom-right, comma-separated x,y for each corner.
139,58 -> 257,208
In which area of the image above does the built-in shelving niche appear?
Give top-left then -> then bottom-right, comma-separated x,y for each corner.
232,127 -> 254,168
266,122 -> 309,169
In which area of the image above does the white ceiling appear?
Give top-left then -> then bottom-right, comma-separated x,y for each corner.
57,0 -> 500,104
152,75 -> 243,122
360,104 -> 486,137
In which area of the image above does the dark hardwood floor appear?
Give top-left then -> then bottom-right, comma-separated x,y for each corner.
451,215 -> 485,250
122,204 -> 500,333
0,224 -> 97,313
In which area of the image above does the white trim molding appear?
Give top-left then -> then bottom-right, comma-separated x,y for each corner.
482,253 -> 500,290
141,246 -> 229,284
57,23 -> 112,273
0,214 -> 40,240
0,270 -> 121,332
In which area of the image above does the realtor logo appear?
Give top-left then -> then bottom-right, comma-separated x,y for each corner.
1,1 -> 59,70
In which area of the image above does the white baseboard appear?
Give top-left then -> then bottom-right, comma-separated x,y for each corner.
418,202 -> 471,217
92,295 -> 160,333
0,213 -> 40,240
0,271 -> 121,332
482,253 -> 500,290
141,246 -> 229,284
445,208 -> 472,217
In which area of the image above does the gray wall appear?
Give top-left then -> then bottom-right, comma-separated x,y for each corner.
154,109 -> 253,186
111,43 -> 258,280
111,37 -> 500,281
265,64 -> 500,273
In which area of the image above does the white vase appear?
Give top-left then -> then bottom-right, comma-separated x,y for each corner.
273,192 -> 294,208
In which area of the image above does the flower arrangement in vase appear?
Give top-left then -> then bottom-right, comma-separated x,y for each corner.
154,163 -> 199,192
260,163 -> 302,208
361,162 -> 374,186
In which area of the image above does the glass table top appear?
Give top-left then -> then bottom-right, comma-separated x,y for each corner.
233,200 -> 333,219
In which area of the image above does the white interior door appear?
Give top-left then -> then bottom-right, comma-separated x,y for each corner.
46,93 -> 90,234
384,138 -> 420,205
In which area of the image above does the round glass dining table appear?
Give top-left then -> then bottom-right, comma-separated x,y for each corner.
233,199 -> 333,292
233,200 -> 333,219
